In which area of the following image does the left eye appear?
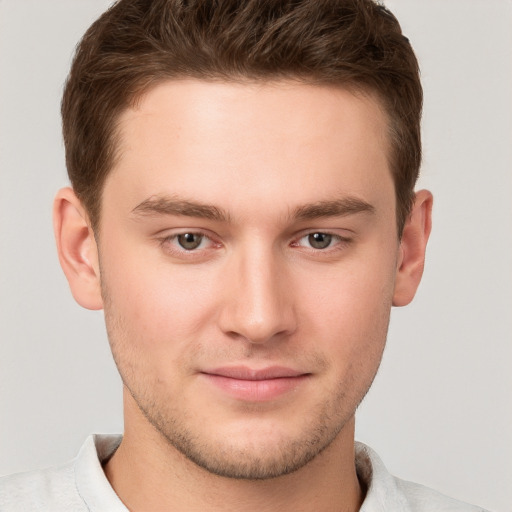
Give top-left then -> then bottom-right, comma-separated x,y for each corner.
303,233 -> 333,249
297,231 -> 344,250
300,232 -> 336,250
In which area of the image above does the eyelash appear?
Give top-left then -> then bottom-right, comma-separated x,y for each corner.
157,230 -> 352,257
158,231 -> 220,257
292,232 -> 351,252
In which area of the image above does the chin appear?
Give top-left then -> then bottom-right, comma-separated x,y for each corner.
165,430 -> 336,480
141,400 -> 349,480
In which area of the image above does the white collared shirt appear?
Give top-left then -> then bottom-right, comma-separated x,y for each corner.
0,435 -> 488,511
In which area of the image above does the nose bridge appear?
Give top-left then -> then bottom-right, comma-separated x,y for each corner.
220,238 -> 296,344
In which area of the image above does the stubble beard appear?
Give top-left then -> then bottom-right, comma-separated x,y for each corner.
101,284 -> 386,481
123,373 -> 352,480
113,347 -> 378,481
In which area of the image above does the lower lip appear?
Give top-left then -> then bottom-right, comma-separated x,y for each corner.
201,374 -> 309,402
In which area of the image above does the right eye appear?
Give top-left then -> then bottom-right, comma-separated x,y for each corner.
175,233 -> 205,250
158,230 -> 221,259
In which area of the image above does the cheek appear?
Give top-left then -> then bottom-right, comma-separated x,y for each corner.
296,250 -> 395,370
299,250 -> 396,326
99,243 -> 220,349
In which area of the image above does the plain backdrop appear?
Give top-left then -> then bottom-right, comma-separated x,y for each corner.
0,1 -> 511,510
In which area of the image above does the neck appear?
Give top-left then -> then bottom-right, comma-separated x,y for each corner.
104,394 -> 363,512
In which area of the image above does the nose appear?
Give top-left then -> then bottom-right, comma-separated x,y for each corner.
218,245 -> 297,345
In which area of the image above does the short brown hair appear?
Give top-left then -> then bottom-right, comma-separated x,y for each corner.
62,0 -> 422,234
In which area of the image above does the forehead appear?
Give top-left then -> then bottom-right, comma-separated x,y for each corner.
106,79 -> 393,219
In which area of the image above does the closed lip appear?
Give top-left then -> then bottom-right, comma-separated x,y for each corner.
200,365 -> 311,402
201,366 -> 310,380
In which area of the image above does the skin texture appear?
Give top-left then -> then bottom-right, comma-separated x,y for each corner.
54,80 -> 432,512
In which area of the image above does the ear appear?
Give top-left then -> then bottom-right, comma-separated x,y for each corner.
53,187 -> 103,310
393,189 -> 433,307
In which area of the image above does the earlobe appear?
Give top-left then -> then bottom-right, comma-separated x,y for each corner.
392,189 -> 433,307
53,187 -> 103,310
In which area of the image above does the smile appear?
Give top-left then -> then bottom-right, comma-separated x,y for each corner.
200,366 -> 311,402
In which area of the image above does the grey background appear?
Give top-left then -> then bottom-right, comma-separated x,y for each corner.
1,1 -> 511,510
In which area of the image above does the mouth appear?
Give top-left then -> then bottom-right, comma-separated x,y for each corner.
199,366 -> 311,402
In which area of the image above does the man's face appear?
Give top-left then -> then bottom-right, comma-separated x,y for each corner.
98,80 -> 399,478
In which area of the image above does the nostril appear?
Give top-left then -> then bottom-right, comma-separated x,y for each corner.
217,255 -> 297,343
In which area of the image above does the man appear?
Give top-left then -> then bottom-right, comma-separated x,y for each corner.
0,0 -> 489,510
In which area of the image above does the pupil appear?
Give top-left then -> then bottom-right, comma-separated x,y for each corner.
309,233 -> 332,249
178,233 -> 202,250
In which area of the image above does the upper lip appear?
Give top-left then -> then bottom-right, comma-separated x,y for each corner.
202,366 -> 308,380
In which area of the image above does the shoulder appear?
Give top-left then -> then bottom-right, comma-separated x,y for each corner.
0,461 -> 87,512
0,434 -> 123,512
355,442 -> 490,512
394,477 -> 489,512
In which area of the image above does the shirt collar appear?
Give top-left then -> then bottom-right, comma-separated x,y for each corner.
74,435 -> 411,511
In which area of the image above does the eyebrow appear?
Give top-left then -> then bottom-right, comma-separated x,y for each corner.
132,196 -> 230,222
292,197 -> 375,220
131,195 -> 375,223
